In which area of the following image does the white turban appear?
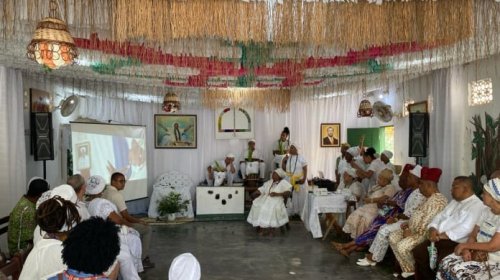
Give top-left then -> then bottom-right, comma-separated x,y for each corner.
344,168 -> 358,178
346,147 -> 359,157
36,184 -> 78,209
484,178 -> 500,202
225,153 -> 235,159
168,253 -> 201,280
410,165 -> 422,178
86,175 -> 106,195
248,139 -> 256,144
382,150 -> 393,160
274,168 -> 287,179
290,143 -> 301,151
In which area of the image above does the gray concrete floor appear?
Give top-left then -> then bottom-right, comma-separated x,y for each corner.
140,221 -> 394,280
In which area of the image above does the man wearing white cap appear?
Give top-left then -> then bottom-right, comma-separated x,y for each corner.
240,139 -> 266,180
206,153 -> 238,186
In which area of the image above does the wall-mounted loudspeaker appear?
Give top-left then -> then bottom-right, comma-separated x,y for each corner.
31,112 -> 54,161
409,112 -> 429,158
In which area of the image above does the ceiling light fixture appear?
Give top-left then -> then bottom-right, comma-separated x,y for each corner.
26,0 -> 77,70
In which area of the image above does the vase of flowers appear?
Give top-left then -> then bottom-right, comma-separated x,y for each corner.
157,192 -> 189,222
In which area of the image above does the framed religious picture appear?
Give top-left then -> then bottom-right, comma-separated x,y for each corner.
154,114 -> 197,149
30,88 -> 52,113
320,123 -> 341,147
408,101 -> 428,114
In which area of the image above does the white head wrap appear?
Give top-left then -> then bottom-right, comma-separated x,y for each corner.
248,139 -> 256,144
382,150 -> 393,160
344,168 -> 358,178
410,165 -> 422,178
274,168 -> 287,179
290,143 -> 301,151
225,153 -> 235,159
484,178 -> 500,202
346,147 -> 359,157
36,184 -> 78,209
168,253 -> 201,280
86,175 -> 106,195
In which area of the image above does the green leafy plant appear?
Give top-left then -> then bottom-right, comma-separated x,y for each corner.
470,112 -> 500,195
157,192 -> 190,216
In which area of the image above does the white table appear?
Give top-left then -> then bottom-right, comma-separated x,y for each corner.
301,192 -> 352,238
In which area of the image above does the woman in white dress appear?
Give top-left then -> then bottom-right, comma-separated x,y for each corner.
247,169 -> 292,236
282,143 -> 308,216
85,175 -> 142,280
272,127 -> 290,170
20,195 -> 81,280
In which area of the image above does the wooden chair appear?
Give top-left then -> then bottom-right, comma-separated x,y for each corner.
0,254 -> 22,280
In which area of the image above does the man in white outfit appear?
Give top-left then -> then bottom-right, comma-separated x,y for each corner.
240,139 -> 266,180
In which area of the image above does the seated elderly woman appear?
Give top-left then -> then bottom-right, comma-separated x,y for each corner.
340,168 -> 396,239
49,217 -> 121,280
85,175 -> 143,280
437,178 -> 500,280
247,168 -> 292,236
332,165 -> 418,257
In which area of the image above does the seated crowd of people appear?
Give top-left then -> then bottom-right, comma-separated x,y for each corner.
325,145 -> 500,279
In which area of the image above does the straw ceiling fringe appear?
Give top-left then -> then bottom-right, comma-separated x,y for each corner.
112,0 -> 473,50
202,88 -> 291,112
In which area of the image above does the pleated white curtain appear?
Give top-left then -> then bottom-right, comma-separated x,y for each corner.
0,67 -> 26,218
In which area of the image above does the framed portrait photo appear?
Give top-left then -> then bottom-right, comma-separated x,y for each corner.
30,88 -> 52,113
320,123 -> 341,147
154,114 -> 197,149
408,101 -> 428,114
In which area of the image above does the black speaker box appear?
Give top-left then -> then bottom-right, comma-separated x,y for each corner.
31,112 -> 54,161
409,112 -> 429,158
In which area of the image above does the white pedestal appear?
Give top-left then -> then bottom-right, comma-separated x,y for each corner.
196,186 -> 245,220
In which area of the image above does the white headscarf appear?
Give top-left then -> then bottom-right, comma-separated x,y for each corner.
248,139 -> 256,144
344,168 -> 358,178
290,143 -> 301,152
484,178 -> 500,202
382,150 -> 393,160
168,253 -> 201,280
274,168 -> 287,179
410,165 -> 422,178
346,147 -> 359,157
225,153 -> 235,159
86,175 -> 106,195
36,184 -> 78,209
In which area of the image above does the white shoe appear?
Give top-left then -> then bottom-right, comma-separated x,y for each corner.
357,257 -> 368,262
401,272 -> 415,278
393,273 -> 400,278
356,259 -> 376,266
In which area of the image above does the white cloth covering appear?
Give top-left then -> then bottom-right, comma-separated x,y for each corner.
206,159 -> 237,186
87,198 -> 143,279
247,179 -> 292,228
19,238 -> 65,280
168,253 -> 201,280
427,194 -> 485,243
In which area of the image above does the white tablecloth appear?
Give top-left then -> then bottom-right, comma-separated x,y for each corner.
301,192 -> 352,238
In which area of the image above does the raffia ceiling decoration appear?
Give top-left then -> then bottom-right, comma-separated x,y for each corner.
113,0 -> 473,50
0,0 -> 500,111
202,88 -> 291,112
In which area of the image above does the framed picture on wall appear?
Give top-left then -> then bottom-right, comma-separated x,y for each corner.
320,123 -> 341,147
154,114 -> 197,149
215,107 -> 254,140
408,101 -> 428,114
30,88 -> 52,113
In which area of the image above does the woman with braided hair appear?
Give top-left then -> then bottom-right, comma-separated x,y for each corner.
20,195 -> 81,280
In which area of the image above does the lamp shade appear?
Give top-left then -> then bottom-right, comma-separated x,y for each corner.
358,99 -> 374,117
26,17 -> 78,69
162,92 -> 181,113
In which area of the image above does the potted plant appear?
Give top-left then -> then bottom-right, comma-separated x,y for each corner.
157,192 -> 190,222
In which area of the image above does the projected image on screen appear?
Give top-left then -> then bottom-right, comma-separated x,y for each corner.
71,123 -> 148,201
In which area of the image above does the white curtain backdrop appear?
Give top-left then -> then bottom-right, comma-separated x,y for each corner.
0,67 -> 26,218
